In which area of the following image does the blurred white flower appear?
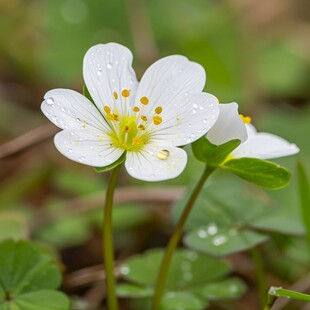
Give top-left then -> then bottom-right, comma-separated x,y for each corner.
41,43 -> 219,181
206,102 -> 299,160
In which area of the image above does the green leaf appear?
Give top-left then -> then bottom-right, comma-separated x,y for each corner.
93,151 -> 126,173
185,226 -> 267,257
117,249 -> 244,307
192,137 -> 240,166
0,240 -> 69,309
222,158 -> 291,189
195,278 -> 246,300
14,290 -> 70,310
116,284 -> 153,298
119,249 -> 231,290
161,291 -> 207,310
297,161 -> 310,247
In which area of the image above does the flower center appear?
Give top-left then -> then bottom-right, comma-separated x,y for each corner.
102,91 -> 164,152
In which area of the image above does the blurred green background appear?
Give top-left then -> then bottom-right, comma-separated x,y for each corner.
0,1 -> 310,308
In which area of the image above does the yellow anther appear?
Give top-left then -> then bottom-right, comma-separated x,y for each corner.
133,137 -> 141,144
153,115 -> 162,125
104,105 -> 111,114
122,89 -> 130,98
83,121 -> 87,128
140,96 -> 149,105
239,114 -> 252,124
158,150 -> 169,160
138,124 -> 146,130
107,113 -> 119,121
141,115 -> 148,122
113,91 -> 118,100
155,106 -> 163,114
125,125 -> 131,133
133,106 -> 140,112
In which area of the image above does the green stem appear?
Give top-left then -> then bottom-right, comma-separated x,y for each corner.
152,165 -> 214,310
103,164 -> 122,310
251,248 -> 267,308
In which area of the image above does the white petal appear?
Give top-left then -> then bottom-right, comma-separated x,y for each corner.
149,92 -> 219,146
41,89 -> 110,133
206,102 -> 248,145
134,55 -> 206,120
245,123 -> 257,137
83,43 -> 138,117
231,131 -> 299,159
54,130 -> 124,167
125,144 -> 187,181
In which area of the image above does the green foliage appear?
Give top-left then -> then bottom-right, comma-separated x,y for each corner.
0,239 -> 70,310
192,137 -> 241,166
117,249 -> 245,309
222,158 -> 291,189
0,213 -> 28,241
173,180 -> 304,257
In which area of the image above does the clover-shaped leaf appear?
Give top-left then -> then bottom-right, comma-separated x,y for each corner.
117,249 -> 245,309
173,179 -> 303,257
0,239 -> 70,310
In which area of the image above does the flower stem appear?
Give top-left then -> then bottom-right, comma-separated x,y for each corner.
103,164 -> 122,310
251,247 -> 267,308
152,165 -> 214,310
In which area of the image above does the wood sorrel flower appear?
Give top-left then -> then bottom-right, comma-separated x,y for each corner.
207,102 -> 299,159
41,43 -> 219,181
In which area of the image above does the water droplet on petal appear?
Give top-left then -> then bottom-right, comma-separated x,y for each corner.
97,68 -> 102,76
68,148 -> 73,153
107,62 -> 112,69
185,251 -> 198,261
78,156 -> 85,162
60,107 -> 65,112
213,234 -> 228,246
46,98 -> 54,105
193,104 -> 198,108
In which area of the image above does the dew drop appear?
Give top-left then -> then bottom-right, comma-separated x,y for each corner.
60,107 -> 65,112
107,62 -> 112,69
97,68 -> 102,76
78,156 -> 85,162
120,266 -> 130,275
158,150 -> 169,160
68,148 -> 73,153
213,234 -> 228,246
192,109 -> 197,115
193,104 -> 198,108
207,223 -> 218,235
197,229 -> 208,239
203,119 -> 208,124
186,251 -> 198,261
46,98 -> 54,105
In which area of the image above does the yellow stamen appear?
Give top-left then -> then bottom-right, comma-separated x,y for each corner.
138,124 -> 146,130
125,125 -> 131,133
133,106 -> 140,112
122,89 -> 130,98
239,114 -> 252,124
141,115 -> 147,122
107,113 -> 119,121
155,106 -> 163,114
113,91 -> 118,100
158,150 -> 169,160
153,115 -> 162,125
140,96 -> 149,105
104,105 -> 111,114
133,137 -> 141,144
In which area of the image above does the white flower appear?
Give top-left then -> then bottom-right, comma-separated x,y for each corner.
41,43 -> 219,181
206,102 -> 299,160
